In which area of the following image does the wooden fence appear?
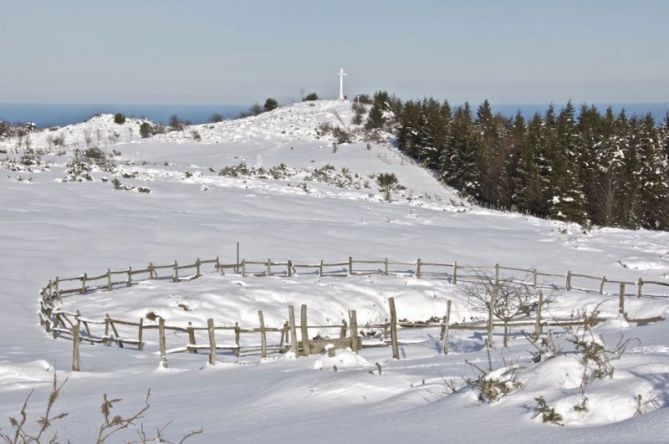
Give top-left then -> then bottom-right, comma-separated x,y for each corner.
37,254 -> 668,371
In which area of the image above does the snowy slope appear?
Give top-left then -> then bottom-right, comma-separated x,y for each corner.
1,101 -> 668,443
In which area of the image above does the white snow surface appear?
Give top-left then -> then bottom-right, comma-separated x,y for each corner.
1,100 -> 669,443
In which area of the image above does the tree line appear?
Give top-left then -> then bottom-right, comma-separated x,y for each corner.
363,92 -> 669,230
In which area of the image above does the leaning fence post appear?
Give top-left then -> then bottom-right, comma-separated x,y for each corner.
72,322 -> 81,372
488,284 -> 497,348
288,305 -> 298,355
207,318 -> 216,365
388,297 -> 400,359
159,317 -> 168,368
187,322 -> 196,353
349,310 -> 359,353
416,258 -> 422,278
441,300 -> 452,355
599,276 -> 606,294
619,282 -> 626,316
637,278 -> 643,299
566,271 -> 572,290
258,310 -> 267,359
300,304 -> 310,356
535,291 -> 544,339
173,260 -> 179,282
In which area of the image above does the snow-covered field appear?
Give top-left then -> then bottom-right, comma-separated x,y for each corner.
1,100 -> 669,443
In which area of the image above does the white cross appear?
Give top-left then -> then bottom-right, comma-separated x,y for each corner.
337,68 -> 347,101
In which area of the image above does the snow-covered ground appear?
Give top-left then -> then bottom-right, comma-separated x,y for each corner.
1,100 -> 668,443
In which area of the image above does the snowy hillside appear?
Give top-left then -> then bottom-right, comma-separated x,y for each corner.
1,100 -> 668,443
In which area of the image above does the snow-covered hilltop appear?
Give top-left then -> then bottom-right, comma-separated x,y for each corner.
1,100 -> 669,443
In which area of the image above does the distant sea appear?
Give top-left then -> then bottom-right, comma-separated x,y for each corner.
0,102 -> 667,128
0,103 -> 247,128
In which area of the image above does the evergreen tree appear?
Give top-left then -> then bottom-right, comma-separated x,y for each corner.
444,103 -> 479,195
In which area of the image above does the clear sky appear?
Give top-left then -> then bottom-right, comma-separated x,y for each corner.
0,0 -> 667,105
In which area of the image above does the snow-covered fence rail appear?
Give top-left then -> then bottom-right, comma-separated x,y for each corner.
37,254 -> 668,371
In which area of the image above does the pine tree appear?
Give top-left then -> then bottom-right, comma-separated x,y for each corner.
444,103 -> 479,195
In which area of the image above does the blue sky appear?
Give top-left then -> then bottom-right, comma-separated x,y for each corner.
0,0 -> 667,105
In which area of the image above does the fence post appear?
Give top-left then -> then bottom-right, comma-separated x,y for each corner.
187,322 -> 196,353
288,305 -> 298,355
127,266 -> 132,287
173,260 -> 179,282
441,300 -> 451,355
241,259 -> 246,277
72,322 -> 80,372
300,304 -> 310,356
532,269 -> 537,288
207,318 -> 216,365
535,291 -> 544,339
349,310 -> 359,353
637,278 -> 643,299
384,258 -> 389,276
566,271 -> 572,290
54,277 -> 61,302
81,273 -> 87,294
266,259 -> 271,277
138,318 -> 144,351
348,256 -> 353,275
599,276 -> 606,294
619,282 -> 626,316
107,269 -> 112,290
258,310 -> 267,359
103,316 -> 110,345
339,319 -> 347,339
495,264 -> 500,287
234,322 -> 240,357
319,260 -> 324,277
148,263 -> 154,279
287,260 -> 292,277
416,258 -> 422,278
196,258 -> 201,277
488,284 -> 497,348
236,241 -> 240,274
453,261 -> 458,285
388,297 -> 399,359
159,317 -> 168,368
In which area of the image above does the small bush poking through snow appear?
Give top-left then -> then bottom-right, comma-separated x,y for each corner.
533,396 -> 564,426
113,113 -> 126,125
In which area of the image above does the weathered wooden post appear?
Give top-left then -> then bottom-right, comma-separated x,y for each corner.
214,256 -> 220,273
388,297 -> 400,359
619,282 -> 626,316
72,322 -> 81,372
195,258 -> 201,277
258,310 -> 267,359
384,258 -> 389,276
127,266 -> 132,287
637,278 -> 644,299
349,310 -> 359,353
534,291 -> 544,339
339,319 -> 347,339
54,277 -> 61,302
319,259 -> 324,277
103,315 -> 110,345
566,271 -> 572,290
532,269 -> 538,288
107,269 -> 112,290
187,321 -> 196,353
148,263 -> 155,279
453,261 -> 458,285
488,284 -> 497,348
287,260 -> 293,277
416,258 -> 422,278
494,264 -> 500,287
234,322 -> 241,357
348,256 -> 353,275
288,305 -> 298,355
207,318 -> 216,365
300,304 -> 310,356
266,259 -> 272,277
236,241 -> 240,273
599,276 -> 607,294
138,318 -> 144,351
241,259 -> 246,277
173,260 -> 179,282
441,300 -> 451,355
159,317 -> 168,368
81,273 -> 87,294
